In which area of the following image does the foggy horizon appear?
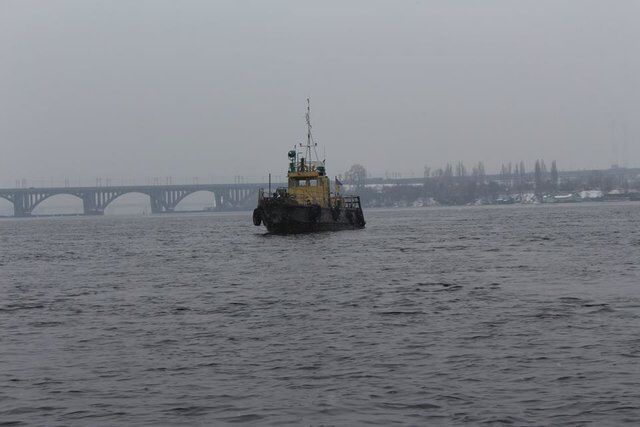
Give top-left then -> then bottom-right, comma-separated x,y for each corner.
2,0 -> 638,185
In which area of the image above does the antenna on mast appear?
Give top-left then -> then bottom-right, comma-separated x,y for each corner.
304,98 -> 321,167
305,98 -> 312,163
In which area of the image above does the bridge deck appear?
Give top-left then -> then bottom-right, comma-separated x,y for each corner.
0,183 -> 282,217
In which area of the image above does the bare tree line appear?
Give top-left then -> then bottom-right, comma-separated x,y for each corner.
343,161 -> 640,207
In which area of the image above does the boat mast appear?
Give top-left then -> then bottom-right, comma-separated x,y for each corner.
305,98 -> 312,169
304,98 -> 320,171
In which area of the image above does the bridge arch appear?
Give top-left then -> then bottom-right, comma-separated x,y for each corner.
173,190 -> 218,211
103,191 -> 153,215
0,184 -> 264,217
30,192 -> 84,215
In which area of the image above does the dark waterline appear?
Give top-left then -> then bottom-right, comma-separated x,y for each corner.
1,203 -> 640,425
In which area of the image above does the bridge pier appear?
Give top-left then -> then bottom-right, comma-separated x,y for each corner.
149,191 -> 176,214
215,192 -> 237,211
13,194 -> 31,217
215,194 -> 224,211
150,191 -> 163,214
14,204 -> 30,217
82,191 -> 104,215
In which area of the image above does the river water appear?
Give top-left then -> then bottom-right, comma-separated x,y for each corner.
1,203 -> 640,425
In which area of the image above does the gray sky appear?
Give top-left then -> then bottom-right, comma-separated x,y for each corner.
1,0 -> 638,185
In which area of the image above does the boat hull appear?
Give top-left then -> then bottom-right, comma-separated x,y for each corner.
254,201 -> 365,234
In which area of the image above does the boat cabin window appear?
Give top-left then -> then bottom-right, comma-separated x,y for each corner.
290,179 -> 319,187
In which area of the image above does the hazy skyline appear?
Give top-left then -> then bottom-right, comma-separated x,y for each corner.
1,0 -> 638,184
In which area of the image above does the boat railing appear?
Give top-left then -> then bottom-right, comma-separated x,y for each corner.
343,196 -> 361,209
262,189 -> 362,209
259,187 -> 288,200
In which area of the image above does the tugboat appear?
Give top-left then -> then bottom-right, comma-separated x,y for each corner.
253,100 -> 365,234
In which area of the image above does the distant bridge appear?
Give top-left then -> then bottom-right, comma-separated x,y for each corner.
0,183 -> 272,217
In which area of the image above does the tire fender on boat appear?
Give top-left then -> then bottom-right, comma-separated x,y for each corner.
253,208 -> 262,226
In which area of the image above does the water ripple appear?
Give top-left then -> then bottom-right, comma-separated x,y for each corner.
1,205 -> 640,424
